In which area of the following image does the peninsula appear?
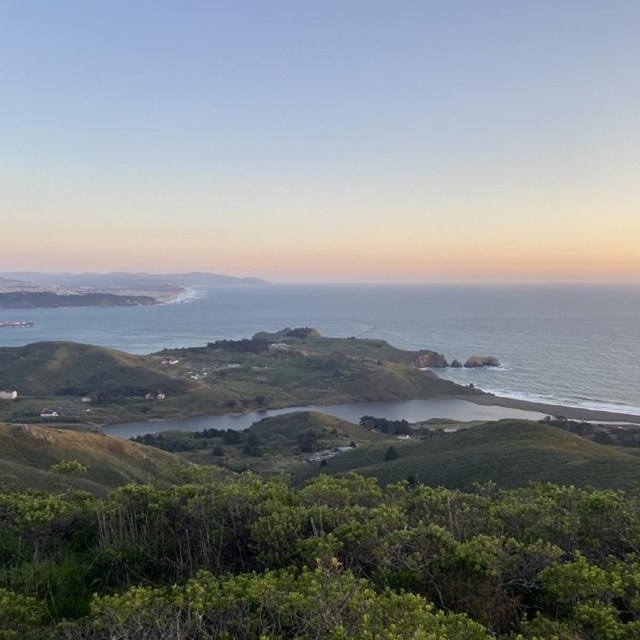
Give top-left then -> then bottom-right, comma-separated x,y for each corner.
0,271 -> 269,308
0,328 -> 474,426
0,327 -> 638,428
0,291 -> 157,308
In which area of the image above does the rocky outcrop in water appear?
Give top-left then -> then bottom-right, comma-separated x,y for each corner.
464,355 -> 501,368
413,351 -> 448,368
450,359 -> 462,368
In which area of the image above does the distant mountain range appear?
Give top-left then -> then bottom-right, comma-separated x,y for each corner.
0,271 -> 269,288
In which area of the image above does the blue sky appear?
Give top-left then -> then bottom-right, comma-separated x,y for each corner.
2,1 -> 639,280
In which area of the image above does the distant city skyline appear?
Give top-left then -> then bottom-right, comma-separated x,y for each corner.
2,1 -> 639,282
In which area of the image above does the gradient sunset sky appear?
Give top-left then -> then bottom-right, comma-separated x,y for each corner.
2,1 -> 639,282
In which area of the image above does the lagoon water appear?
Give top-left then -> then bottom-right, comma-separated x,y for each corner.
103,399 -> 547,438
1,283 -> 639,417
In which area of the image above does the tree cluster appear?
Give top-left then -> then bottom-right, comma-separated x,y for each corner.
541,415 -> 640,447
131,428 -> 241,452
206,339 -> 270,353
359,415 -> 413,435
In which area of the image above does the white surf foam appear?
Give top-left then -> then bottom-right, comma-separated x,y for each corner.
165,287 -> 208,304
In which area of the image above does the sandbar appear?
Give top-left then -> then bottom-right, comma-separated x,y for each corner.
464,393 -> 640,425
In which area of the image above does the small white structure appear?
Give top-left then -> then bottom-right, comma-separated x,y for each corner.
40,409 -> 59,418
80,397 -> 92,403
0,390 -> 18,401
269,343 -> 292,351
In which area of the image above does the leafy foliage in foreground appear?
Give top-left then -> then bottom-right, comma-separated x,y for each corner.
3,473 -> 640,638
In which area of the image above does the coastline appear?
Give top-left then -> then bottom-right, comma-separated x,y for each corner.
464,393 -> 640,425
161,286 -> 205,304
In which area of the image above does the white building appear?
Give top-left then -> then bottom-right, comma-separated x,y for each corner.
0,390 -> 18,401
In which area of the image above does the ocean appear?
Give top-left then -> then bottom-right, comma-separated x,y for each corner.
1,283 -> 639,416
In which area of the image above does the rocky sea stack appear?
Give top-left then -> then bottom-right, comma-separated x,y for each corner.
464,355 -> 501,368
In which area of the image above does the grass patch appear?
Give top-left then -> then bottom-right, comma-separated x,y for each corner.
294,419 -> 640,490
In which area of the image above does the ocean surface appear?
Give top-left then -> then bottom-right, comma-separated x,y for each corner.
1,283 -> 639,416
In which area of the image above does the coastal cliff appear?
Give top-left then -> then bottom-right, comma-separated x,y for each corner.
413,351 -> 449,368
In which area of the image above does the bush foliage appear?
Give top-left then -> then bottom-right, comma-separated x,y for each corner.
2,474 -> 640,638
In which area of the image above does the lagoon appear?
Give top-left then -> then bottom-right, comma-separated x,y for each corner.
103,398 -> 546,438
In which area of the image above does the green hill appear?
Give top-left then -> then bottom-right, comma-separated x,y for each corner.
294,419 -> 640,490
247,410 -> 385,447
0,422 -> 186,493
181,411 -> 385,475
0,333 -> 479,425
0,341 -> 200,398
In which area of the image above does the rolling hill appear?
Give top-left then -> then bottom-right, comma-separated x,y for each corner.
0,341 -> 202,397
294,419 -> 640,490
180,411 -> 385,475
247,410 -> 382,445
0,422 -> 187,493
0,332 -> 479,425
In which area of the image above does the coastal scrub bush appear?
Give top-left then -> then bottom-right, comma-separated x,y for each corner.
0,587 -> 47,638
76,565 -> 491,640
3,475 -> 640,636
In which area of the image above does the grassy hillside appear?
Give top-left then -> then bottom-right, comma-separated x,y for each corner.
0,332 -> 479,425
0,341 -> 200,397
0,422 -> 186,493
247,410 -> 381,443
150,332 -> 477,410
294,419 -> 640,490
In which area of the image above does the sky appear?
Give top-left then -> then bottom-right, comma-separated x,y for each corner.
1,0 -> 639,282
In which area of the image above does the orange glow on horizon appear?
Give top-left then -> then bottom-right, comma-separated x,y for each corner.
5,232 -> 639,283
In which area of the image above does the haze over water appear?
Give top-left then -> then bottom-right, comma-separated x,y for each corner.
1,283 -> 638,415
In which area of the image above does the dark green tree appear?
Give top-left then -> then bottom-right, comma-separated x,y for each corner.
385,446 -> 399,461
